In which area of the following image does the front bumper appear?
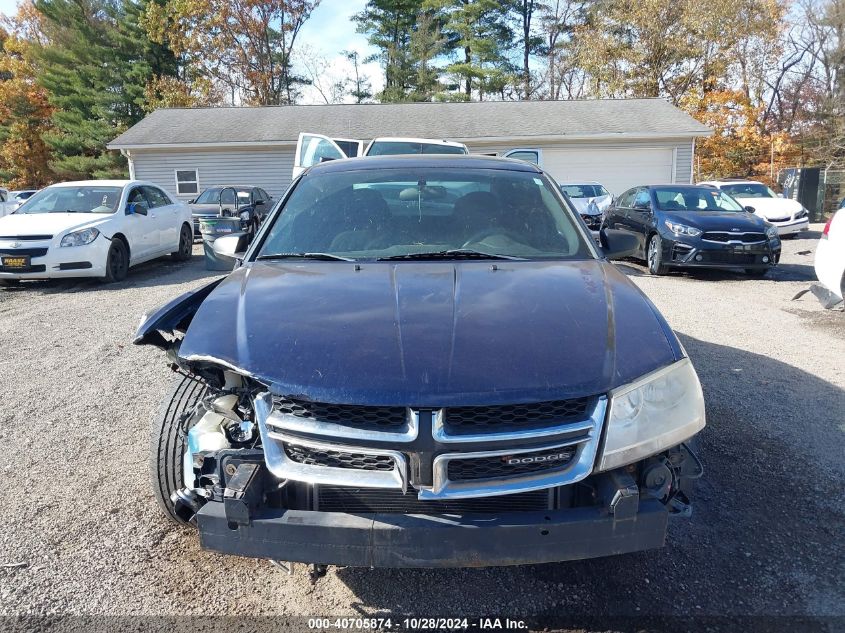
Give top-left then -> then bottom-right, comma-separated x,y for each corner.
0,236 -> 110,279
661,234 -> 780,270
197,497 -> 668,568
767,217 -> 809,236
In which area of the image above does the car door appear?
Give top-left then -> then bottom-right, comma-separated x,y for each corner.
293,133 -> 363,179
502,148 -> 542,166
143,185 -> 179,252
606,188 -> 635,230
122,186 -> 156,260
628,188 -> 654,253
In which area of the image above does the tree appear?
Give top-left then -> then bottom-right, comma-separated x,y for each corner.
143,0 -> 319,105
342,49 -> 373,103
353,0 -> 424,102
0,29 -> 53,187
32,0 -> 173,179
508,0 -> 543,98
425,0 -> 516,100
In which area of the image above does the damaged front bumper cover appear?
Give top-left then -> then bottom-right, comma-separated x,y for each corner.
197,499 -> 668,568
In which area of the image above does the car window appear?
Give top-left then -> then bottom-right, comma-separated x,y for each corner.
720,183 -> 776,199
633,190 -> 651,208
143,186 -> 171,208
560,184 -> 609,198
616,188 -> 636,208
257,168 -> 591,261
16,186 -> 123,214
654,187 -> 744,212
367,141 -> 466,156
127,187 -> 148,208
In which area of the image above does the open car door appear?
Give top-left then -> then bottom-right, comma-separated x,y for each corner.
293,133 -> 363,179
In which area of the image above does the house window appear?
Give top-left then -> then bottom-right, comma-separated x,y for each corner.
175,169 -> 199,195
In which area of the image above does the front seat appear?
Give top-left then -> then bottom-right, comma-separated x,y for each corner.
329,189 -> 391,252
453,191 -> 502,243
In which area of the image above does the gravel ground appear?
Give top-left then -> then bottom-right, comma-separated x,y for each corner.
0,227 -> 842,629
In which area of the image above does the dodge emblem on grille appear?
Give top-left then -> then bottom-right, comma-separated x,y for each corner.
505,451 -> 572,465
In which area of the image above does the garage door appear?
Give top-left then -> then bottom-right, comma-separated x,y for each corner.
534,147 -> 675,196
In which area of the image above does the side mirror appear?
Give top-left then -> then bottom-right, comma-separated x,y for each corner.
254,199 -> 265,206
633,201 -> 651,211
744,205 -> 756,213
188,198 -> 196,204
599,228 -> 639,260
127,201 -> 148,216
212,233 -> 249,264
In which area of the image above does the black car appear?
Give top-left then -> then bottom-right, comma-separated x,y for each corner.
136,156 -> 705,570
604,184 -> 781,276
188,185 -> 272,238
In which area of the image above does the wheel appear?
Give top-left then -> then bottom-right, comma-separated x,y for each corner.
745,268 -> 768,278
150,374 -> 208,526
171,224 -> 193,261
646,234 -> 667,275
102,239 -> 129,283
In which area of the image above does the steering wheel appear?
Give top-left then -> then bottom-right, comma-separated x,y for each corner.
461,228 -> 523,248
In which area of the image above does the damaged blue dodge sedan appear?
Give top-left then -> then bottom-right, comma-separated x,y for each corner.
136,155 -> 705,574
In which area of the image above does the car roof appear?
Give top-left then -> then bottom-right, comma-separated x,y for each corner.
48,179 -> 135,187
200,184 -> 259,189
369,137 -> 467,147
306,154 -> 543,174
698,179 -> 761,185
558,181 -> 604,186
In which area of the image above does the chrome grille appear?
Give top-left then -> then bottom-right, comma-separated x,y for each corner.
447,446 -> 577,481
0,247 -> 48,257
272,396 -> 406,431
444,397 -> 591,434
285,443 -> 394,472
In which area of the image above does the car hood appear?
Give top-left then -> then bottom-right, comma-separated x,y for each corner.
0,212 -> 112,237
179,260 -> 679,406
662,210 -> 769,232
570,195 -> 611,215
189,204 -> 223,216
731,197 -> 802,218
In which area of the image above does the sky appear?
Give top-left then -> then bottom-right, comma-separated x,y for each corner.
0,0 -> 384,104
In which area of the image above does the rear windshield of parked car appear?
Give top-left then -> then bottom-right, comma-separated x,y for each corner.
195,187 -> 252,205
258,167 -> 591,261
719,183 -> 777,199
16,186 -> 122,214
367,142 -> 467,156
654,187 -> 745,213
559,184 -> 610,199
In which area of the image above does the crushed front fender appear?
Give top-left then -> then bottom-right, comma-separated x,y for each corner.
133,278 -> 225,349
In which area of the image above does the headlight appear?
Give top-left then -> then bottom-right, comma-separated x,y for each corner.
598,358 -> 705,472
795,208 -> 808,219
766,225 -> 779,239
664,220 -> 702,237
60,227 -> 100,247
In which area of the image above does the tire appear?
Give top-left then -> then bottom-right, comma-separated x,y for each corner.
646,233 -> 667,275
745,268 -> 768,278
171,224 -> 192,261
150,374 -> 208,526
102,239 -> 129,283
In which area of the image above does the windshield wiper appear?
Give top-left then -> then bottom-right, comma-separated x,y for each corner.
257,252 -> 355,262
377,249 -> 526,261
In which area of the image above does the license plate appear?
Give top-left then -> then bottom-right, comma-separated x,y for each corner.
1,255 -> 29,269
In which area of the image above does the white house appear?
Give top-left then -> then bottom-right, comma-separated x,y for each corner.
108,99 -> 711,201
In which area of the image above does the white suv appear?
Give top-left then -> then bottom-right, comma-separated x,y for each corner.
698,179 -> 809,237
0,180 -> 193,284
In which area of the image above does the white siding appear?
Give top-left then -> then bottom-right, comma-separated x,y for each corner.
467,138 -> 697,195
128,145 -> 296,202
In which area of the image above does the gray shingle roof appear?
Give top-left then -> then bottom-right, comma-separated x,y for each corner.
108,99 -> 711,148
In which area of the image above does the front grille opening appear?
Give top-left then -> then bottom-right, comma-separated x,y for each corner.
699,252 -> 757,265
284,443 -> 395,472
316,486 -> 552,514
444,397 -> 592,434
448,446 -> 577,481
273,396 -> 407,431
702,231 -> 766,243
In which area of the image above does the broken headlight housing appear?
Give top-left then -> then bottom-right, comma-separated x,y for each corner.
598,358 -> 705,471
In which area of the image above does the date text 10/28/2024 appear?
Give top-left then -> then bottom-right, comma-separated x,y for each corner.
307,618 -> 528,630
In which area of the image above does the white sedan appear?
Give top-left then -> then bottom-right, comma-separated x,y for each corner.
0,180 -> 193,285
815,209 -> 844,306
